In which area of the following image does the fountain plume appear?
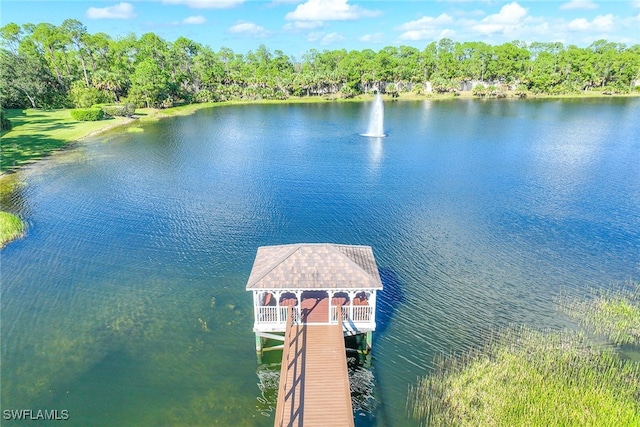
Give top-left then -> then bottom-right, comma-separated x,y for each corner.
361,94 -> 386,137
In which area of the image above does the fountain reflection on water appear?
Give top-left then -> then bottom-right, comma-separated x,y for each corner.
361,94 -> 386,137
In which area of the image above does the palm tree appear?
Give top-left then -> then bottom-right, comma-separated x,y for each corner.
92,69 -> 124,102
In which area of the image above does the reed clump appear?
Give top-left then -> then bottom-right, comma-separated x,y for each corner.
0,211 -> 25,247
408,326 -> 640,427
560,283 -> 640,346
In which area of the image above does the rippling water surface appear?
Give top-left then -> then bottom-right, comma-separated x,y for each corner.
2,98 -> 639,426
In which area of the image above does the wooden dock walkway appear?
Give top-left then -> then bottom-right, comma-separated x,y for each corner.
274,301 -> 354,427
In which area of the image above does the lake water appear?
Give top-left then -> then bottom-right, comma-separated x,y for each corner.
2,98 -> 639,426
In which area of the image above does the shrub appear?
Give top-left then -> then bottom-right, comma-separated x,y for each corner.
101,104 -> 135,117
273,89 -> 288,100
385,83 -> 398,97
70,108 -> 104,121
340,86 -> 357,99
472,83 -> 486,97
431,77 -> 456,94
194,89 -> 219,103
515,84 -> 528,98
69,82 -> 109,108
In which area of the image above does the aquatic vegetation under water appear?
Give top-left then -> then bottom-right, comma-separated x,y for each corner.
408,326 -> 640,427
3,278 -> 195,403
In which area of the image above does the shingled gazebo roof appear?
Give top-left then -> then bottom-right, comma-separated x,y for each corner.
246,243 -> 383,290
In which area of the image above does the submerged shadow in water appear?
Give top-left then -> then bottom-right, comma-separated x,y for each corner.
375,267 -> 405,337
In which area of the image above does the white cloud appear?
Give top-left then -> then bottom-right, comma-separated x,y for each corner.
592,14 -> 614,30
285,0 -> 380,22
387,0 -> 635,45
183,15 -> 206,24
485,2 -> 527,24
567,18 -> 590,31
307,31 -> 345,45
568,13 -> 613,32
396,14 -> 454,31
87,2 -> 136,19
320,32 -> 345,45
270,0 -> 304,4
307,31 -> 323,41
283,20 -> 324,31
439,28 -> 456,39
359,32 -> 384,43
472,1 -> 528,35
567,18 -> 591,31
633,1 -> 640,9
399,28 -> 456,41
388,1 -> 633,45
397,30 -> 427,41
396,13 -> 454,40
162,0 -> 243,9
560,0 -> 599,10
227,21 -> 270,37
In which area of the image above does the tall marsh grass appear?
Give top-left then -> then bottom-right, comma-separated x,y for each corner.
560,282 -> 640,346
0,211 -> 25,247
408,326 -> 640,427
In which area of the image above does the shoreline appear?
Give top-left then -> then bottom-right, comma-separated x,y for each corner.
79,116 -> 136,140
1,91 -> 638,177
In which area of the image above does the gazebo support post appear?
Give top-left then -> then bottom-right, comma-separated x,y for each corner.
256,334 -> 263,364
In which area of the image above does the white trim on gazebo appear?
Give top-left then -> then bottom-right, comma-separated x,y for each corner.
246,244 -> 383,355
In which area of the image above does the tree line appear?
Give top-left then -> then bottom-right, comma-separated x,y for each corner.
1,19 -> 639,110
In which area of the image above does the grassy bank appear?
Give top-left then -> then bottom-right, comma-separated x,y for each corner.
0,211 -> 25,248
408,327 -> 640,427
1,109 -> 132,172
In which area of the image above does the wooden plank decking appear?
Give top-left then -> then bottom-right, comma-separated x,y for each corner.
274,301 -> 354,427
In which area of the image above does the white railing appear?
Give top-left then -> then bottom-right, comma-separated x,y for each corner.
258,306 -> 278,323
257,305 -> 373,327
351,305 -> 373,322
330,305 -> 375,325
257,306 -> 301,324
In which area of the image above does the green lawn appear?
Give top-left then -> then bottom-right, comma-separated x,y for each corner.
0,109 -> 129,173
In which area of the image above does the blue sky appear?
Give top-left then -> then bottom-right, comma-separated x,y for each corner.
3,1 -> 640,56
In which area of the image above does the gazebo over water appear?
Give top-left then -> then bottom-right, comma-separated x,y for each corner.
246,243 -> 383,354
